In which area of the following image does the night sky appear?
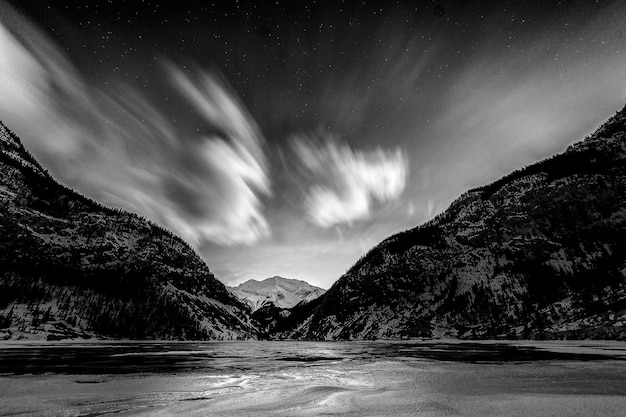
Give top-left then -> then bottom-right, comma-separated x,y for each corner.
1,0 -> 625,288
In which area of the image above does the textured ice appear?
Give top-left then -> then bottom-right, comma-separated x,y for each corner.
1,341 -> 625,416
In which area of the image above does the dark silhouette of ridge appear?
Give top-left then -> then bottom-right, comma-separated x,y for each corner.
0,122 -> 255,340
289,105 -> 626,341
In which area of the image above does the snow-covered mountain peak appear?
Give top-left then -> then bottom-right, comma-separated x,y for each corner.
228,276 -> 326,312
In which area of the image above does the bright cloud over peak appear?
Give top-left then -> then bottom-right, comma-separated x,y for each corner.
294,137 -> 408,228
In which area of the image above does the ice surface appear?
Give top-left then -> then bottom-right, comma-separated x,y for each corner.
1,340 -> 625,416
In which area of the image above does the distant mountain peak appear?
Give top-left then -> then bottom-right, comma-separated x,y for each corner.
228,277 -> 325,312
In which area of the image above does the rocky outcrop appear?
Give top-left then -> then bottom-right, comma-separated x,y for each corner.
0,122 -> 255,340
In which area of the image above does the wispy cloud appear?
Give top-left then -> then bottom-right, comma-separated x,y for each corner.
293,135 -> 407,228
0,6 -> 270,246
419,2 -> 626,205
163,66 -> 271,245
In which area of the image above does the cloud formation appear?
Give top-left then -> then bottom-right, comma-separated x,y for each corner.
0,7 -> 270,246
163,67 -> 271,245
294,136 -> 407,228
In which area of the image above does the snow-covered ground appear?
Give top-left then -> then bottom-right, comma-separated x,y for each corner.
1,340 -> 626,416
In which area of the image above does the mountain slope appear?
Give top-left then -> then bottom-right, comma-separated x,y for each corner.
0,122 -> 255,340
228,276 -> 325,312
300,105 -> 626,341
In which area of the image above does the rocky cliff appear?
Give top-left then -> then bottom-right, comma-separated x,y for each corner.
0,122 -> 255,340
299,105 -> 626,340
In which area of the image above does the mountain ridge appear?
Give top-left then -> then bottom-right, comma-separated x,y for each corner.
4,101 -> 626,342
0,122 -> 256,340
290,105 -> 626,341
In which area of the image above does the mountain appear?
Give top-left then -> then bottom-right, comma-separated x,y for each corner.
296,105 -> 626,341
228,276 -> 325,312
0,122 -> 255,340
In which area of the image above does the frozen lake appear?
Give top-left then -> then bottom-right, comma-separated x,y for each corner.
1,340 -> 626,416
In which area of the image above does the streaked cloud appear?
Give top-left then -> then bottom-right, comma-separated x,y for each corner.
0,7 -> 270,246
2,0 -> 626,291
163,67 -> 271,245
294,136 -> 407,228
